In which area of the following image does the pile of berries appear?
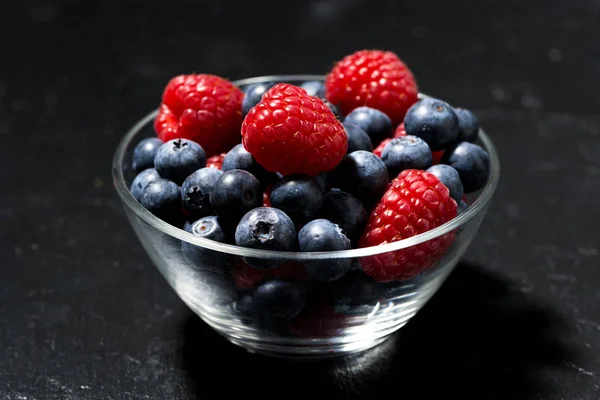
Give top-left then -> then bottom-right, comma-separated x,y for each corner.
128,49 -> 491,330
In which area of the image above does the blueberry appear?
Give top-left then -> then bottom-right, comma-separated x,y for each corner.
270,175 -> 324,224
130,168 -> 160,201
222,144 -> 275,187
426,164 -> 464,202
381,135 -> 432,177
209,169 -> 262,223
321,99 -> 341,119
242,82 -> 276,116
314,172 -> 331,193
319,191 -> 366,244
442,142 -> 490,193
343,123 -> 373,153
231,292 -> 255,322
132,138 -> 163,173
458,199 -> 468,214
300,80 -> 326,98
181,167 -> 223,220
140,178 -> 183,225
332,270 -> 380,315
253,279 -> 307,322
332,150 -> 389,201
182,216 -> 229,268
455,107 -> 480,143
343,107 -> 393,143
298,219 -> 351,282
235,207 -> 297,269
154,139 -> 206,185
404,98 -> 460,151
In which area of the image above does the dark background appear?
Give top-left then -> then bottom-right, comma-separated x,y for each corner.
1,0 -> 600,399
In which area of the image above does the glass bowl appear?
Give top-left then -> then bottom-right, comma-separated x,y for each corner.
112,75 -> 500,359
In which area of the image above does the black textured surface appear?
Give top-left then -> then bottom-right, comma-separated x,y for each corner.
1,1 -> 599,399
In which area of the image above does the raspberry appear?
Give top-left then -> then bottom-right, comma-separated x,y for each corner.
325,50 -> 418,125
154,74 -> 244,156
206,153 -> 226,170
373,123 -> 406,157
232,260 -> 265,289
241,83 -> 347,176
262,184 -> 273,207
431,150 -> 444,165
358,169 -> 457,282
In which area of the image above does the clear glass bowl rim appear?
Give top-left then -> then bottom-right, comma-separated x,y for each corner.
112,74 -> 500,261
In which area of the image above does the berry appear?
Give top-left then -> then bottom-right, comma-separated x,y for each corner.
242,82 -> 276,116
373,138 -> 391,158
404,98 -> 459,151
458,199 -> 468,214
359,169 -> 457,282
426,164 -> 464,202
321,98 -> 341,119
232,260 -> 266,289
206,153 -> 226,170
154,138 -> 206,185
325,50 -> 418,125
132,138 -> 163,173
381,135 -> 432,177
181,167 -> 223,220
442,142 -> 490,193
298,219 -> 351,282
431,150 -> 444,165
155,74 -> 244,156
332,150 -> 389,201
332,270 -> 380,315
253,279 -> 308,322
222,143 -> 275,186
130,168 -> 160,202
140,178 -> 183,225
241,83 -> 347,176
394,123 -> 407,138
182,216 -> 229,268
455,107 -> 480,143
343,107 -> 394,144
270,175 -> 324,224
209,169 -> 262,222
262,184 -> 272,207
343,123 -> 373,153
314,172 -> 331,193
231,292 -> 256,321
300,80 -> 326,98
319,191 -> 367,244
234,207 -> 297,269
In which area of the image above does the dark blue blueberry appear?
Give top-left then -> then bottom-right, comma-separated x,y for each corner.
381,135 -> 432,177
270,175 -> 323,224
130,168 -> 160,202
182,216 -> 229,268
300,80 -> 326,98
343,123 -> 373,153
154,139 -> 206,185
222,144 -> 276,187
442,142 -> 490,193
426,164 -> 464,202
231,292 -> 255,322
253,279 -> 308,322
332,270 -> 380,315
343,107 -> 393,143
235,207 -> 296,269
242,82 -> 276,116
181,167 -> 223,220
209,169 -> 262,223
404,98 -> 460,151
321,98 -> 341,119
332,150 -> 389,201
458,199 -> 468,214
314,172 -> 331,193
319,191 -> 366,244
455,107 -> 480,143
132,138 -> 163,173
298,219 -> 351,282
140,178 -> 183,225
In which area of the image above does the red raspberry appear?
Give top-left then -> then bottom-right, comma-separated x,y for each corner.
358,169 -> 457,282
154,74 -> 244,156
241,83 -> 347,176
431,150 -> 444,165
325,50 -> 419,126
373,122 -> 407,157
232,260 -> 265,289
206,153 -> 226,170
394,122 -> 407,138
262,184 -> 273,207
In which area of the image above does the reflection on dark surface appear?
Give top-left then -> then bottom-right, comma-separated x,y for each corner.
181,262 -> 576,399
